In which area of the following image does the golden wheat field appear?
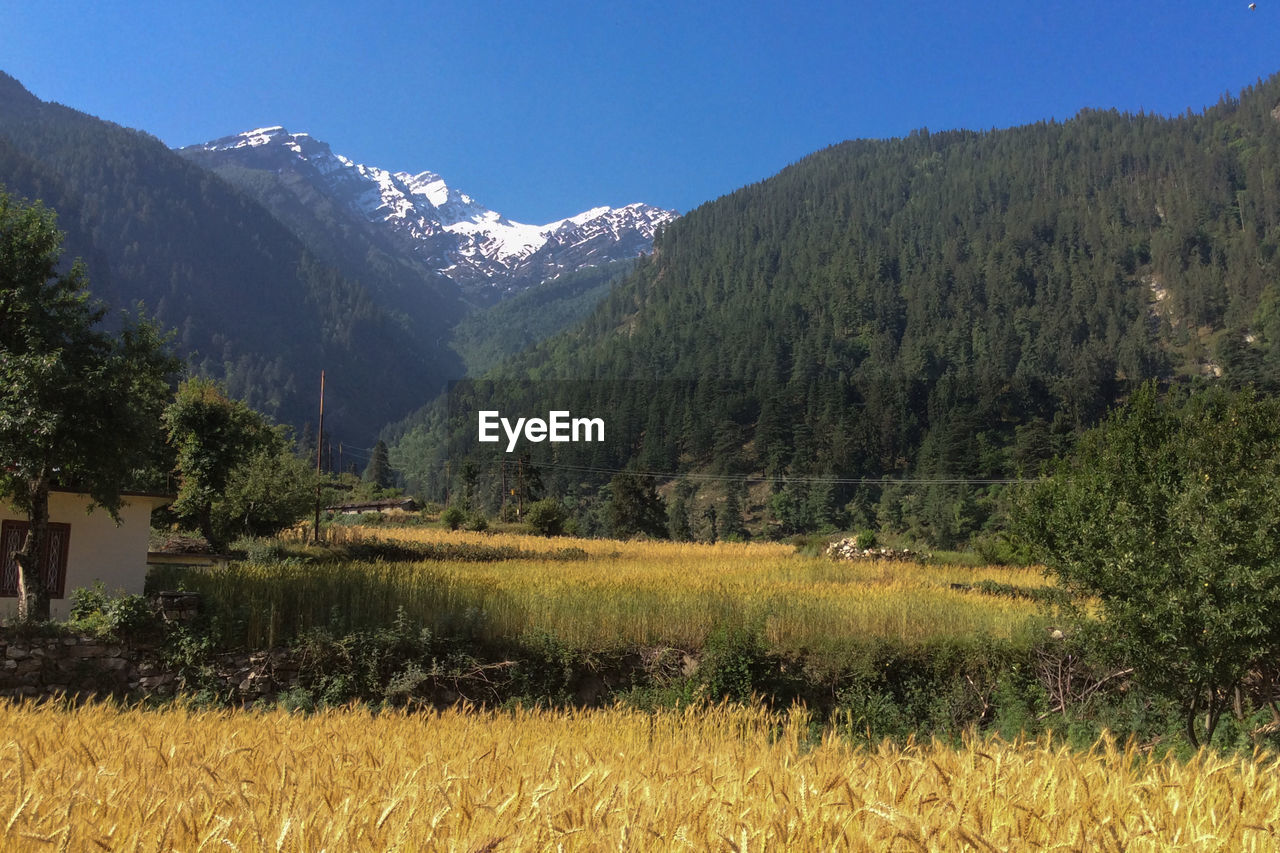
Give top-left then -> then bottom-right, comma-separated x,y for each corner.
3,700 -> 1279,851
230,526 -> 1049,656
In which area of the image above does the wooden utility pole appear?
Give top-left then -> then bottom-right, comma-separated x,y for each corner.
313,370 -> 325,543
517,457 -> 524,520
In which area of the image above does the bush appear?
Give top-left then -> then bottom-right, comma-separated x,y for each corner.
525,499 -> 568,536
973,532 -> 1034,566
440,506 -> 465,530
231,536 -> 298,563
855,529 -> 878,549
789,533 -> 831,556
465,512 -> 489,533
701,622 -> 770,702
67,584 -> 161,639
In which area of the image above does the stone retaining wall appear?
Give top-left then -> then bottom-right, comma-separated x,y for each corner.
0,633 -> 301,703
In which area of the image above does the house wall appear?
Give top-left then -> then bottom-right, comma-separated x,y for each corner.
1,492 -> 163,621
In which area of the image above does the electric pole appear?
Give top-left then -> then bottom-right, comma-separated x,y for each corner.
313,370 -> 325,544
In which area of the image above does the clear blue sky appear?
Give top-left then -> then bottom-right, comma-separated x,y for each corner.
5,1 -> 1279,224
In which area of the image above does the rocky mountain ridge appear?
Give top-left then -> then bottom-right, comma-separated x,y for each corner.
180,127 -> 677,295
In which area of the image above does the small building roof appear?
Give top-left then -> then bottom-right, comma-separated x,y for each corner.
325,497 -> 418,513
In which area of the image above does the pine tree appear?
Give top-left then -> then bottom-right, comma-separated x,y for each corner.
364,440 -> 393,490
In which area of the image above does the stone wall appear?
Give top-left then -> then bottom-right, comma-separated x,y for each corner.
0,633 -> 301,703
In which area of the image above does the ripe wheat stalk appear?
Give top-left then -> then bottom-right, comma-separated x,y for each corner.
2,700 -> 1279,851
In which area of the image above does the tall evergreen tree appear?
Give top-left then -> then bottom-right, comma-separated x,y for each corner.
606,472 -> 667,539
364,440 -> 393,490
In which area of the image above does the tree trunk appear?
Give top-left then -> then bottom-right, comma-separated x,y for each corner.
1185,687 -> 1227,750
1185,691 -> 1201,749
14,476 -> 51,622
197,503 -> 217,552
1204,690 -> 1224,746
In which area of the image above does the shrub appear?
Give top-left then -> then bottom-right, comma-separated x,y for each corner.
231,536 -> 297,563
701,622 -> 769,702
973,532 -> 1034,566
440,506 -> 465,530
525,499 -> 568,537
68,584 -> 161,639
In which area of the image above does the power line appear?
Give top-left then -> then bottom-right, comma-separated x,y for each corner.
456,458 -> 1033,487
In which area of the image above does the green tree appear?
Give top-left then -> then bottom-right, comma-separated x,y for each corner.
702,504 -> 719,543
163,378 -> 288,548
0,191 -> 177,620
458,460 -> 479,513
525,498 -> 568,537
722,481 -> 749,540
364,440 -> 393,490
606,472 -> 668,539
513,451 -> 544,516
214,439 -> 315,541
440,505 -> 465,530
667,479 -> 697,541
1015,382 -> 1280,747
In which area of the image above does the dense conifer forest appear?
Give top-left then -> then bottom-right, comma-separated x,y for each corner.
447,259 -> 636,375
391,74 -> 1280,545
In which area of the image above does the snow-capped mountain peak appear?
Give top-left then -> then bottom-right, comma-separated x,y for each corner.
180,128 -> 678,293
215,126 -> 289,148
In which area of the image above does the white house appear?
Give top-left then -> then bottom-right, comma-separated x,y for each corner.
1,490 -> 171,621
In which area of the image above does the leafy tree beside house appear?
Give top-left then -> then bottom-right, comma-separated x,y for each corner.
164,377 -> 312,549
217,440 -> 314,541
0,190 -> 178,621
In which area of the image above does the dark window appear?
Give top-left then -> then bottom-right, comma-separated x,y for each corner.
1,520 -> 71,598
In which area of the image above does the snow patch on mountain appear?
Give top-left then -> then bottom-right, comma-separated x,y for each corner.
186,127 -> 678,291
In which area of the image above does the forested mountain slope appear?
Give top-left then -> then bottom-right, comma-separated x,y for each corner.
448,259 -> 637,375
0,72 -> 464,443
392,74 -> 1280,544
